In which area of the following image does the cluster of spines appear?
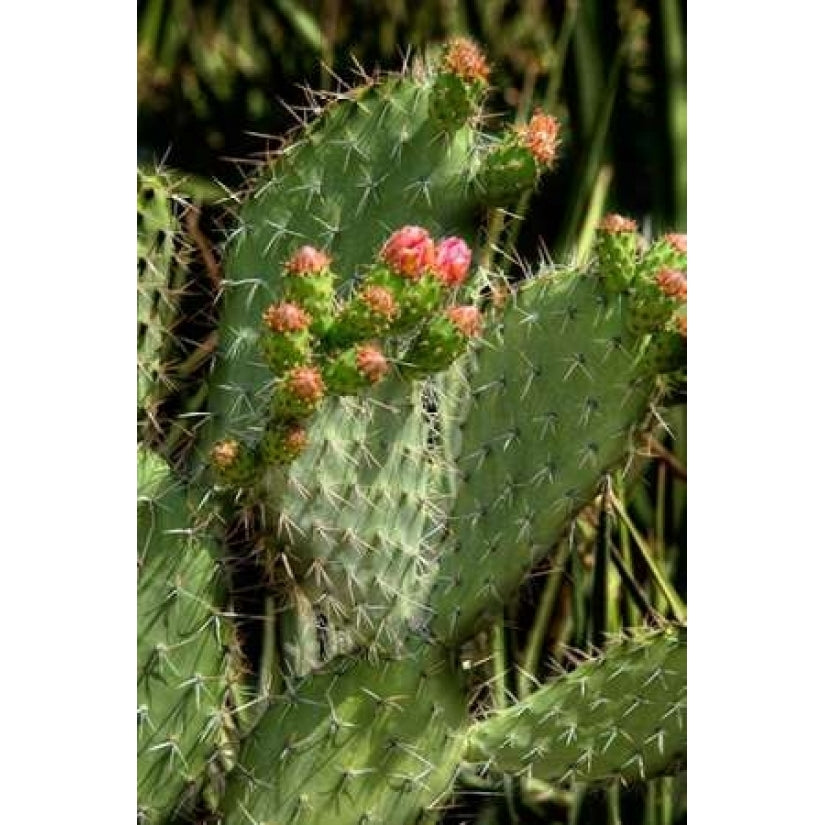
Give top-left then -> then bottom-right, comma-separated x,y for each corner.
210,226 -> 484,488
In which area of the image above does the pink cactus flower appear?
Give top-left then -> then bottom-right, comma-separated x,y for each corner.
380,226 -> 436,279
434,237 -> 473,287
286,245 -> 331,275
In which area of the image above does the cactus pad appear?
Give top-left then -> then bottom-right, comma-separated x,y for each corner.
466,626 -> 687,784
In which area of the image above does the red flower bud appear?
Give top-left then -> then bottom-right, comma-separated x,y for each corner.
434,237 -> 473,287
599,214 -> 638,234
286,366 -> 325,403
380,226 -> 436,279
518,110 -> 561,166
442,37 -> 490,85
286,245 -> 332,275
360,285 -> 398,319
664,233 -> 687,255
262,301 -> 311,332
355,345 -> 390,384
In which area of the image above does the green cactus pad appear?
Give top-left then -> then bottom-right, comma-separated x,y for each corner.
137,447 -> 231,823
465,626 -> 687,784
260,376 -> 441,652
221,640 -> 467,825
429,267 -> 659,642
201,71 -> 485,455
137,169 -> 188,437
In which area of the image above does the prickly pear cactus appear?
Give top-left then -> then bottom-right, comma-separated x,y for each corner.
466,626 -> 687,784
429,264 -> 661,643
136,40 -> 688,825
137,447 -> 234,823
221,638 -> 467,825
137,170 -> 188,443
199,44 -> 558,460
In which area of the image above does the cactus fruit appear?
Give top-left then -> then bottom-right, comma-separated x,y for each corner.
430,37 -> 490,132
402,305 -> 483,377
329,284 -> 399,348
210,437 -> 260,487
595,214 -> 639,294
466,626 -> 687,784
628,266 -> 687,335
639,233 -> 688,278
283,245 -> 336,336
323,343 -> 392,395
475,109 -> 562,205
137,447 -> 233,823
260,422 -> 309,465
259,301 -> 313,372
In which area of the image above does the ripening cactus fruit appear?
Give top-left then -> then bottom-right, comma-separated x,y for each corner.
475,109 -> 562,204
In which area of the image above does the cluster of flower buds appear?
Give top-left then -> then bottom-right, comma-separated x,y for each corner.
211,227 -> 485,485
357,225 -> 475,333
617,223 -> 688,337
